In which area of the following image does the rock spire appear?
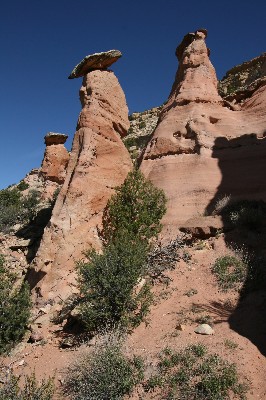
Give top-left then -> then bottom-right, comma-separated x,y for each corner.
30,51 -> 132,304
140,29 -> 266,235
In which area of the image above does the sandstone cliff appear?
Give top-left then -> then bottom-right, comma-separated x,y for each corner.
29,57 -> 132,304
140,29 -> 266,234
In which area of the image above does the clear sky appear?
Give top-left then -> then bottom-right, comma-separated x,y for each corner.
0,0 -> 265,189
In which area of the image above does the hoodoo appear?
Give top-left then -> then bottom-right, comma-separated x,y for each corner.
30,50 -> 132,303
40,132 -> 69,184
140,29 -> 266,235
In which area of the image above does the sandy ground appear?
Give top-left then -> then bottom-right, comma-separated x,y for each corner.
1,234 -> 266,399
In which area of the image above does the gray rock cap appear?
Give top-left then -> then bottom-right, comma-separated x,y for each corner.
68,49 -> 122,79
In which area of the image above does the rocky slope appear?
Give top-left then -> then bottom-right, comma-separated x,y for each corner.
219,52 -> 266,101
124,106 -> 162,159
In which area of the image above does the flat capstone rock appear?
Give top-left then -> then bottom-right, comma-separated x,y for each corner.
45,132 -> 68,146
68,50 -> 122,79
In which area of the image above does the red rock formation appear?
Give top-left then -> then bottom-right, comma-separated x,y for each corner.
40,133 -> 69,184
30,65 -> 132,303
140,30 -> 266,234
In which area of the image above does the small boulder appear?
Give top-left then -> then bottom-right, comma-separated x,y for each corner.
176,324 -> 186,331
194,324 -> 214,335
29,329 -> 44,343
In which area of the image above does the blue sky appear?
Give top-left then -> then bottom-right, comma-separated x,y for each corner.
0,0 -> 265,189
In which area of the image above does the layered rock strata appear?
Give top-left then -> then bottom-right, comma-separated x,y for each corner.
140,29 -> 266,234
30,54 -> 132,303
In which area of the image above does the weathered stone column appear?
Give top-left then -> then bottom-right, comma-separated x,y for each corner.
30,50 -> 132,304
40,132 -> 69,184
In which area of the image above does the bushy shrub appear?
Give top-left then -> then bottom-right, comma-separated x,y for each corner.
212,248 -> 266,295
211,255 -> 248,292
144,345 -> 248,399
77,169 -> 166,333
0,255 -> 31,354
0,187 -> 40,232
0,368 -> 54,400
102,169 -> 167,244
77,233 -> 152,333
64,335 -> 144,400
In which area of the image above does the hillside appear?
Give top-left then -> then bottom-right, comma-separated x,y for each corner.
0,29 -> 266,399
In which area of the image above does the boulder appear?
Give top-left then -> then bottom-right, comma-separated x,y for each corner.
194,324 -> 214,335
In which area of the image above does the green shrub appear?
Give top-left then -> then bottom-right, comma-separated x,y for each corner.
0,368 -> 54,400
144,345 -> 248,399
0,187 -> 40,232
77,233 -> 152,333
64,335 -> 144,400
211,255 -> 248,291
0,255 -> 31,354
78,169 -> 166,333
17,180 -> 29,191
102,169 -> 167,244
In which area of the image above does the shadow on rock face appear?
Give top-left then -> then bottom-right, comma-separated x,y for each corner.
16,206 -> 53,264
205,134 -> 266,357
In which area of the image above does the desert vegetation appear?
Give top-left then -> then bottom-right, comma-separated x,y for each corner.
144,344 -> 248,399
64,333 -> 144,400
0,186 -> 40,232
77,169 -> 166,334
0,367 -> 55,399
0,255 -> 31,355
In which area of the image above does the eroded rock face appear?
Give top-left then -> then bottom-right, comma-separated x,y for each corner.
40,133 -> 69,184
140,30 -> 266,235
30,68 -> 132,303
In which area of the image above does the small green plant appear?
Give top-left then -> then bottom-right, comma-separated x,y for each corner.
16,180 -> 29,191
211,255 -> 248,291
224,339 -> 238,350
184,288 -> 198,297
102,169 -> 167,244
64,334 -> 144,400
182,250 -> 192,263
139,120 -> 146,129
0,368 -> 54,399
144,344 -> 248,399
0,255 -> 31,354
